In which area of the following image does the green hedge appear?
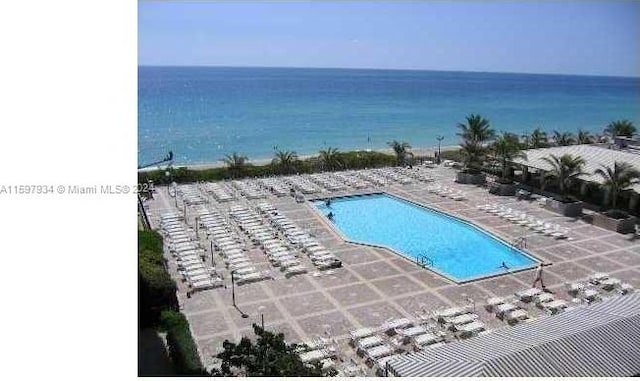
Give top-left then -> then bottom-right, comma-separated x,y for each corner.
139,231 -> 178,328
138,150 -> 397,186
161,310 -> 205,375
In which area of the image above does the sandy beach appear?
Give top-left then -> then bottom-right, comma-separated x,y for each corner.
138,145 -> 461,172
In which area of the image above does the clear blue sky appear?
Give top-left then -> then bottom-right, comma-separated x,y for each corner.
139,1 -> 640,77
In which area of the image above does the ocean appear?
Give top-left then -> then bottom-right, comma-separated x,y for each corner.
138,66 -> 640,166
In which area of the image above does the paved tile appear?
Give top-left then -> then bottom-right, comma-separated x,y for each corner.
436,284 -> 490,304
602,234 -> 640,249
188,310 -> 229,338
389,257 -> 423,273
475,275 -> 529,297
226,300 -> 284,330
572,239 -> 619,254
350,260 -> 402,280
347,302 -> 406,327
546,262 -> 593,282
571,225 -> 618,238
181,291 -> 218,315
411,270 -> 453,288
265,276 -> 317,296
297,311 -> 357,339
328,283 -> 382,306
609,269 -> 640,288
392,291 -> 450,315
606,250 -> 640,267
311,268 -> 361,289
198,334 -> 236,366
544,243 -> 593,260
280,292 -> 336,317
531,248 -> 566,264
371,275 -> 426,297
575,256 -> 628,274
237,321 -> 301,344
508,268 -> 564,288
334,247 -> 382,265
217,282 -> 270,306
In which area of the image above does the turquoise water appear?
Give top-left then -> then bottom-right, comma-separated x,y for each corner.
314,193 -> 537,281
139,66 -> 640,165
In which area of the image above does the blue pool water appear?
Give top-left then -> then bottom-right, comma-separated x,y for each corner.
314,193 -> 538,282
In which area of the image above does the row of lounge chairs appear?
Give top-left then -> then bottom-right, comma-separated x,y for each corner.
332,171 -> 373,189
295,337 -> 338,371
201,182 -> 235,202
161,212 -> 223,291
566,272 -> 634,302
198,207 -> 273,285
477,203 -> 569,239
370,168 -> 413,184
176,185 -> 207,206
256,177 -> 291,197
395,167 -> 435,182
432,306 -> 486,337
282,175 -> 321,194
427,185 -> 467,200
256,202 -> 342,271
231,180 -> 267,199
309,173 -> 349,191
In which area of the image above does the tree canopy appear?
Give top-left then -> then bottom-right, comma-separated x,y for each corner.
605,120 -> 636,138
541,154 -> 586,196
594,161 -> 640,210
212,324 -> 326,377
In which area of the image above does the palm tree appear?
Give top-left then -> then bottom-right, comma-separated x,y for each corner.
222,152 -> 249,178
541,154 -> 586,196
457,114 -> 495,171
492,133 -> 527,180
605,120 -> 636,138
576,129 -> 594,144
271,150 -> 299,175
318,147 -> 343,171
528,128 -> 549,149
387,140 -> 411,166
553,130 -> 576,146
457,114 -> 495,143
594,161 -> 640,209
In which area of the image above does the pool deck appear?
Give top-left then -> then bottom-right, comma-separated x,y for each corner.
144,166 -> 640,372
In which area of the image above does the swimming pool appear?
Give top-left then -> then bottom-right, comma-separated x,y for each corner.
314,193 -> 538,282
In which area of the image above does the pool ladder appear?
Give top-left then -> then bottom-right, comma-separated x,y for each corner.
416,254 -> 433,268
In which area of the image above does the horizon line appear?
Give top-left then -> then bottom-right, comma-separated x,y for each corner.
137,64 -> 640,80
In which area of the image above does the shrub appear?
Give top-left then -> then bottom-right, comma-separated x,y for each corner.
161,311 -> 205,375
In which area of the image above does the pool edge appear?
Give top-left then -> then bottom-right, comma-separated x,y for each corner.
308,191 -> 547,285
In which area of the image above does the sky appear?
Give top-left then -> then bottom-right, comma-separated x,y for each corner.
139,1 -> 640,77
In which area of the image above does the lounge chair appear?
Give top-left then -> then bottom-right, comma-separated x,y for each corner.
600,277 -> 621,291
412,332 -> 444,349
589,273 -> 609,284
540,299 -> 568,314
454,321 -> 485,338
350,327 -> 376,342
380,318 -> 412,333
485,297 -> 505,311
364,344 -> 394,361
299,347 -> 335,363
505,308 -> 529,323
284,265 -> 307,277
515,287 -> 542,302
356,335 -> 385,352
236,271 -> 272,285
494,302 -> 518,319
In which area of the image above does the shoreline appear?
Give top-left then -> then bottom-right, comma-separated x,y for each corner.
139,145 -> 461,172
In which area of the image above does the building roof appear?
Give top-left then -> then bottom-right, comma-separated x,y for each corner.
388,292 -> 640,377
512,145 -> 640,192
